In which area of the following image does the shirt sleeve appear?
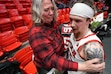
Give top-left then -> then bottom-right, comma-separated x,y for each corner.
29,30 -> 78,71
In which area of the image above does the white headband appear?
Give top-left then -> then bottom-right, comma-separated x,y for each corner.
70,3 -> 94,18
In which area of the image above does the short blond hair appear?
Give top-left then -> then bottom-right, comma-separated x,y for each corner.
31,0 -> 58,25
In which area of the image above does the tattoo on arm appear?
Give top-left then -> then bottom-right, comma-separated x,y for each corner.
83,42 -> 104,63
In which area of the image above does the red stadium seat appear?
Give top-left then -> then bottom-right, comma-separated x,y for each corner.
5,3 -> 16,9
16,4 -> 28,15
9,11 -> 29,42
23,61 -> 37,74
0,30 -> 13,38
14,26 -> 29,42
0,47 -> 4,58
12,46 -> 32,61
0,31 -> 22,52
26,0 -> 32,3
12,46 -> 37,74
0,18 -> 14,32
22,3 -> 31,8
22,14 -> 33,28
64,13 -> 70,24
11,16 -> 26,28
19,0 -> 26,3
19,51 -> 33,69
8,9 -> 19,17
56,16 -> 62,25
0,4 -> 9,18
57,9 -> 62,16
66,8 -> 70,14
61,8 -> 67,15
0,1 -> 5,4
60,15 -> 65,24
26,7 -> 31,14
0,0 -> 13,4
103,11 -> 108,19
13,0 -> 20,5
5,0 -> 13,3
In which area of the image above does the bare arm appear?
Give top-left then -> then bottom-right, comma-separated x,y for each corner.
83,42 -> 104,63
83,42 -> 104,74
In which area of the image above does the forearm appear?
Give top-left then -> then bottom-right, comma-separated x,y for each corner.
45,53 -> 78,71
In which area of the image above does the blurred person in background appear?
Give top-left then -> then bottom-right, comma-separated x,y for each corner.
55,0 -> 66,9
105,0 -> 111,14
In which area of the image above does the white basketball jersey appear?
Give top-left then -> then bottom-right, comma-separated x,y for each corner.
68,30 -> 102,74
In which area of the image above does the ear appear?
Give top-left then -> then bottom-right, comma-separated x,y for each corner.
86,18 -> 92,26
89,18 -> 92,22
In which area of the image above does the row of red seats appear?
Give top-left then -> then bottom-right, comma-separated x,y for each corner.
0,7 -> 71,35
0,0 -> 32,4
0,18 -> 32,39
0,0 -> 70,73
0,30 -> 37,74
57,8 -> 70,18
0,1 -> 37,73
0,13 -> 32,57
3,46 -> 37,74
0,3 -> 31,18
1,2 -> 31,9
0,31 -> 22,57
0,0 -> 32,58
0,10 -> 32,33
10,46 -> 37,74
0,14 -> 33,42
0,30 -> 31,58
56,8 -> 71,25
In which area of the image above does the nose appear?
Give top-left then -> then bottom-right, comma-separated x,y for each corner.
49,9 -> 54,15
70,21 -> 76,27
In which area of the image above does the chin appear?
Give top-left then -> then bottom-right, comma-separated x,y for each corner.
73,30 -> 79,34
46,21 -> 52,24
48,19 -> 53,23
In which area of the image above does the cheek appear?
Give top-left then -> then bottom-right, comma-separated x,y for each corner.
78,24 -> 84,30
42,13 -> 48,19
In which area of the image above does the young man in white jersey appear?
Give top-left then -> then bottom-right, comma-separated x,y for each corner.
67,3 -> 105,74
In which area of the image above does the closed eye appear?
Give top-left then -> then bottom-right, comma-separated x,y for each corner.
70,18 -> 82,23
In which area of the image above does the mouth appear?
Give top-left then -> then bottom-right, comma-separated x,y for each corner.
71,27 -> 75,31
72,29 -> 75,31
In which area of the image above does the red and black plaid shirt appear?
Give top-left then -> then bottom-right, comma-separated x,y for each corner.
28,22 -> 78,71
